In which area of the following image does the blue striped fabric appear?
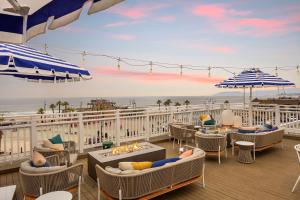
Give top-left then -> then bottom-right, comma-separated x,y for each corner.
0,43 -> 91,82
216,68 -> 295,88
0,0 -> 124,43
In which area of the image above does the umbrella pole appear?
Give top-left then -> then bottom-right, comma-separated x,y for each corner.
249,87 -> 253,102
243,87 -> 246,108
22,15 -> 28,44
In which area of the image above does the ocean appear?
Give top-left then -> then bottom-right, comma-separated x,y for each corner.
0,96 -> 247,115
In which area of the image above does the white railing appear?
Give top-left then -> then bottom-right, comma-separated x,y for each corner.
0,103 -> 299,164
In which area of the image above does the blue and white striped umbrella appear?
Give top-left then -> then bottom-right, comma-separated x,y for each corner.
0,0 -> 123,43
215,68 -> 295,103
0,43 -> 91,82
216,68 -> 295,88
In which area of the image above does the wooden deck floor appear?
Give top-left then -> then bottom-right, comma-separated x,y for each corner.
1,139 -> 300,200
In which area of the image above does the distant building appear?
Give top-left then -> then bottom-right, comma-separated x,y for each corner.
79,99 -> 128,111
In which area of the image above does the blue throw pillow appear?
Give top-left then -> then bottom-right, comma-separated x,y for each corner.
264,123 -> 273,129
204,119 -> 216,126
30,160 -> 50,168
152,157 -> 180,168
49,134 -> 63,144
238,129 -> 256,134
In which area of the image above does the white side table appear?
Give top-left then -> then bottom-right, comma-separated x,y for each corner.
0,185 -> 16,200
36,191 -> 72,200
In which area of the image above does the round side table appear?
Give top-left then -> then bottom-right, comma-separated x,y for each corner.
36,191 -> 72,200
235,141 -> 254,164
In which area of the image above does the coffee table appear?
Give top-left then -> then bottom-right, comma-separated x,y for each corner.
0,185 -> 16,200
36,191 -> 72,200
88,142 -> 166,181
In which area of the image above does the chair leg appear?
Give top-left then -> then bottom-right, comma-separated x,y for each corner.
292,175 -> 300,192
232,144 -> 234,156
218,146 -> 221,164
173,138 -> 175,149
97,178 -> 100,200
253,146 -> 256,161
78,176 -> 81,200
225,148 -> 228,159
202,164 -> 205,188
119,189 -> 122,200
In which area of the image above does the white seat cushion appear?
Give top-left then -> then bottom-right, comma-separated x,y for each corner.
20,160 -> 66,174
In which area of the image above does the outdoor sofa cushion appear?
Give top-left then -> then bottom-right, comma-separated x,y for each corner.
152,157 -> 180,168
20,160 -> 66,174
119,161 -> 152,170
49,134 -> 63,144
31,151 -> 47,167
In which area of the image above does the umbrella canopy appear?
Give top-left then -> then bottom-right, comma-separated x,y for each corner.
215,68 -> 295,103
216,68 -> 295,88
0,43 -> 91,82
0,0 -> 124,43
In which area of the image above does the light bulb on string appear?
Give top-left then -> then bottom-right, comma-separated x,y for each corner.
149,61 -> 153,74
81,51 -> 87,68
117,57 -> 121,70
44,43 -> 48,55
180,65 -> 183,76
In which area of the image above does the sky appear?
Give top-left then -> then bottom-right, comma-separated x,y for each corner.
0,0 -> 300,99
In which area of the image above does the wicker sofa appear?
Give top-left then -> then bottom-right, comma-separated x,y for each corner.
232,128 -> 284,152
95,148 -> 206,200
19,154 -> 83,200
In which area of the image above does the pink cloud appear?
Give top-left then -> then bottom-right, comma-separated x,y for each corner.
92,66 -> 224,84
211,47 -> 235,54
111,34 -> 136,41
192,3 -> 300,37
104,20 -> 144,28
61,26 -> 92,33
110,3 -> 171,20
157,15 -> 175,23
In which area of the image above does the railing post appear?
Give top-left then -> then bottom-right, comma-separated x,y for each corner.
115,110 -> 121,146
189,110 -> 193,124
78,113 -> 84,153
248,103 -> 253,126
145,109 -> 150,141
30,116 -> 37,151
275,105 -> 280,127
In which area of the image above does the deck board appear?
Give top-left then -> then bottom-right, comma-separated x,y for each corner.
1,139 -> 300,200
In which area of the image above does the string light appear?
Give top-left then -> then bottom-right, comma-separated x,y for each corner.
149,61 -> 153,74
81,51 -> 86,68
34,43 -> 300,77
117,57 -> 121,70
180,65 -> 183,76
44,43 -> 48,55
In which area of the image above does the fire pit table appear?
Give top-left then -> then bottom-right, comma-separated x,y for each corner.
88,142 -> 166,181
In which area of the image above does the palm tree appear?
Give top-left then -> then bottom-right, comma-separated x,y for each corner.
184,100 -> 190,109
56,100 -> 62,113
175,102 -> 181,112
62,101 -> 69,111
49,104 -> 56,114
37,108 -> 45,114
163,99 -> 172,110
156,99 -> 162,110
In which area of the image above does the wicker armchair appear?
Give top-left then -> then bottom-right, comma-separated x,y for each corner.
19,154 -> 83,200
172,125 -> 196,148
34,141 -> 77,166
195,133 -> 227,164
